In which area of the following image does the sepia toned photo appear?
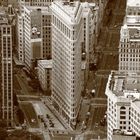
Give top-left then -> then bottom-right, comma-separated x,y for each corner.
0,0 -> 139,140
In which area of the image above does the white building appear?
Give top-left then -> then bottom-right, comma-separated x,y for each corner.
81,2 -> 98,82
105,71 -> 140,140
19,0 -> 52,7
17,13 -> 24,63
18,0 -> 52,13
24,6 -> 42,69
17,5 -> 52,68
131,99 -> 140,137
41,7 -> 52,59
51,1 -> 83,129
91,0 -> 108,38
0,8 -> 14,126
37,60 -> 52,93
119,0 -> 140,73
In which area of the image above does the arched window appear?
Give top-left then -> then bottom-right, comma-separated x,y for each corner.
120,106 -> 126,110
120,106 -> 126,115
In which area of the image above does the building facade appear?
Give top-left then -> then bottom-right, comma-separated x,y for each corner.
41,7 -> 52,59
105,71 -> 140,140
81,2 -> 99,83
17,5 -> 52,68
37,60 -> 52,93
119,0 -> 140,73
1,25 -> 14,127
131,99 -> 140,137
24,6 -> 42,69
17,13 -> 24,63
19,0 -> 52,7
0,7 -> 14,126
51,1 -> 83,129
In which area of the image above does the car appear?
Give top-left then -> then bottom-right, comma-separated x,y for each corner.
100,120 -> 105,126
50,123 -> 54,127
84,96 -> 88,99
40,118 -> 44,122
91,89 -> 95,97
95,123 -> 98,128
46,114 -> 50,118
91,89 -> 95,94
6,127 -> 15,132
31,119 -> 36,123
15,126 -> 22,130
104,114 -> 107,119
44,123 -> 47,128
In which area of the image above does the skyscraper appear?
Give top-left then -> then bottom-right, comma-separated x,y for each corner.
51,1 -> 83,129
23,6 -> 42,69
17,13 -> 24,63
106,0 -> 140,139
105,71 -> 140,140
41,7 -> 52,59
0,7 -> 14,126
19,0 -> 52,7
119,0 -> 140,73
17,5 -> 52,68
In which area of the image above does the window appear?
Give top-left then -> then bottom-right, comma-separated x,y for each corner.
3,27 -> 6,34
120,111 -> 126,114
120,116 -> 126,119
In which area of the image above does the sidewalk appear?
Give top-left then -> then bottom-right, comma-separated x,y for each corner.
32,101 -> 65,130
76,99 -> 90,131
41,97 -> 71,130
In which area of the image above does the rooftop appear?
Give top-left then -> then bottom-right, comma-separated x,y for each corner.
0,7 -> 11,25
107,71 -> 140,97
24,6 -> 51,39
51,1 -> 82,24
81,2 -> 97,18
129,28 -> 140,39
38,60 -> 52,69
31,26 -> 41,39
127,0 -> 140,7
25,5 -> 50,13
121,22 -> 140,40
132,99 -> 140,108
126,17 -> 140,25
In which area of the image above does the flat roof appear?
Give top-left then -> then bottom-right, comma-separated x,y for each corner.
108,71 -> 140,96
51,1 -> 82,24
121,21 -> 140,40
54,1 -> 80,18
38,60 -> 52,69
126,17 -> 140,25
127,0 -> 140,7
25,5 -> 50,13
0,7 -> 10,24
132,99 -> 140,108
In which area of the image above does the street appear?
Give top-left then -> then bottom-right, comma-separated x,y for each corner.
12,0 -> 127,139
83,0 -> 126,139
